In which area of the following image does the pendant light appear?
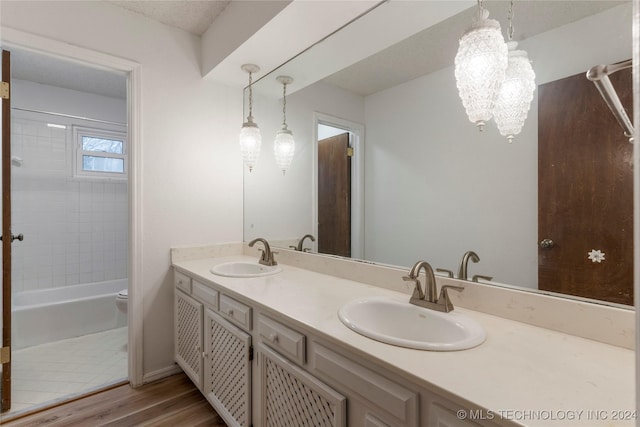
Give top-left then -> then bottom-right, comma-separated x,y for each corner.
454,0 -> 508,131
492,1 -> 536,143
273,76 -> 295,175
239,64 -> 261,172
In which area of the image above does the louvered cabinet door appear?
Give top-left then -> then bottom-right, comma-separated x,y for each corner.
204,309 -> 252,427
260,345 -> 346,427
174,289 -> 203,389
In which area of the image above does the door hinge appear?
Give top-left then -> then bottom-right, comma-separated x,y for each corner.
346,147 -> 354,157
0,346 -> 10,364
249,345 -> 254,361
1,81 -> 9,100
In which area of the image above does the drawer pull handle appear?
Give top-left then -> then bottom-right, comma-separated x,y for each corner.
269,333 -> 279,343
227,309 -> 234,317
178,280 -> 183,284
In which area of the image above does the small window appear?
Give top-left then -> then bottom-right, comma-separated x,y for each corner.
74,127 -> 127,179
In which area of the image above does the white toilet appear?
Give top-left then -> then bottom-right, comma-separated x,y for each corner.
116,289 -> 128,314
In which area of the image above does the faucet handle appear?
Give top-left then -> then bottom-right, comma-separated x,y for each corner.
289,245 -> 297,250
438,285 -> 465,312
436,268 -> 454,278
403,275 -> 424,300
472,274 -> 493,283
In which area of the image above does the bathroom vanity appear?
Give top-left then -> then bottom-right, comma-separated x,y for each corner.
171,245 -> 634,427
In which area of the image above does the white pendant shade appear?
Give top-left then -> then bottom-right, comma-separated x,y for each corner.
239,119 -> 261,172
239,64 -> 261,172
454,8 -> 508,130
273,129 -> 295,174
273,75 -> 295,175
493,41 -> 536,143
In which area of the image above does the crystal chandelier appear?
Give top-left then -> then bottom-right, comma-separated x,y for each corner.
493,1 -> 536,143
454,0 -> 508,131
238,64 -> 261,172
273,76 -> 295,175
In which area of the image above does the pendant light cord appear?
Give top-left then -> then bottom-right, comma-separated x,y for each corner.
507,0 -> 515,41
248,70 -> 254,119
282,81 -> 288,130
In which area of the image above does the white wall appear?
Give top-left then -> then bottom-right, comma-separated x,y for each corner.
11,79 -> 126,124
11,80 -> 128,293
364,3 -> 632,288
1,1 -> 244,377
244,80 -> 364,245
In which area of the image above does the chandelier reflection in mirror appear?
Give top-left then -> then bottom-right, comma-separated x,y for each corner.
492,0 -> 536,143
454,0 -> 508,131
239,64 -> 261,172
273,76 -> 295,175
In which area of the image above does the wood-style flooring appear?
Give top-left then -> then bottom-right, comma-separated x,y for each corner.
1,373 -> 227,426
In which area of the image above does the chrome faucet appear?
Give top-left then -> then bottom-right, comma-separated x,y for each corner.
249,238 -> 278,266
457,250 -> 480,280
403,261 -> 464,313
289,234 -> 316,252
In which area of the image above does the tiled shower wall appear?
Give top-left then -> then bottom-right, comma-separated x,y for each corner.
11,115 -> 128,293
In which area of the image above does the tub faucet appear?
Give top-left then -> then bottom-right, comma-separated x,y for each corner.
457,250 -> 480,280
249,238 -> 278,266
403,260 -> 464,313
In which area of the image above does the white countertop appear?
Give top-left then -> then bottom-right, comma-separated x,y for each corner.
173,255 -> 635,427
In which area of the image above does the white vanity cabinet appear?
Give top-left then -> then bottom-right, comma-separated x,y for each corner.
173,272 -> 203,389
203,309 -> 252,427
259,345 -> 346,426
308,341 -> 419,427
174,268 -> 504,427
256,314 -> 346,427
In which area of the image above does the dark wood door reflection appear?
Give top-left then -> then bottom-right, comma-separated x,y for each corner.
318,132 -> 351,258
538,66 -> 633,305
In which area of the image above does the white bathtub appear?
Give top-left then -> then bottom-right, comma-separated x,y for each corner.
12,279 -> 128,349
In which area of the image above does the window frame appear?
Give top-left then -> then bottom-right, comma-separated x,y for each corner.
73,126 -> 128,180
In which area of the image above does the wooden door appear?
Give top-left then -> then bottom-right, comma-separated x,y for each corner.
1,49 -> 12,412
318,133 -> 351,257
538,67 -> 633,305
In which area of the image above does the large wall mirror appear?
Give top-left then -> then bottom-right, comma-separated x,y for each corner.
243,0 -> 634,307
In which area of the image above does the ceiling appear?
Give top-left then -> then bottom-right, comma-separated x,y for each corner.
11,48 -> 128,100
8,0 -> 629,101
106,0 -> 231,36
323,0 -> 628,96
10,0 -> 233,99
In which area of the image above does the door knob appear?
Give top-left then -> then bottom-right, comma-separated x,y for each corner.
539,238 -> 554,249
1,233 -> 24,242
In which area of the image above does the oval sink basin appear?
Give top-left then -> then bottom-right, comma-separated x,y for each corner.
210,262 -> 282,278
338,296 -> 486,351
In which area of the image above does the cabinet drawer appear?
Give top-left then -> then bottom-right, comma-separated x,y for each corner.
311,344 -> 418,427
219,294 -> 252,330
192,280 -> 218,309
258,315 -> 306,365
174,271 -> 192,294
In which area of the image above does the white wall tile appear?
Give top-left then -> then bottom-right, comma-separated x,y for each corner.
12,116 -> 129,293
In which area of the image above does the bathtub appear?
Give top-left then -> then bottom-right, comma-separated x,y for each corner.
12,279 -> 128,349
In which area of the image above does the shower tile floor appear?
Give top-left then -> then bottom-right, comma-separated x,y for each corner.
5,326 -> 128,416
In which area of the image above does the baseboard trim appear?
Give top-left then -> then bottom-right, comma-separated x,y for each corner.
142,364 -> 182,384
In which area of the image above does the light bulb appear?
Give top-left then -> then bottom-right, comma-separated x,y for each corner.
454,8 -> 508,130
239,120 -> 261,172
493,41 -> 536,143
273,129 -> 295,175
